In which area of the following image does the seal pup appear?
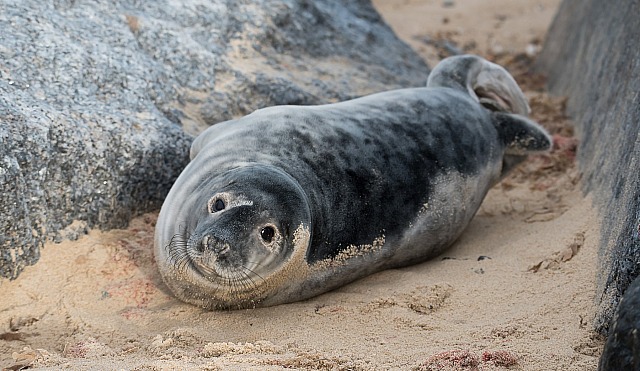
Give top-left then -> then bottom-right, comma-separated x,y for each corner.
155,55 -> 552,309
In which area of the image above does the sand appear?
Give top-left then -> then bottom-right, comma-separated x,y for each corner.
0,1 -> 605,370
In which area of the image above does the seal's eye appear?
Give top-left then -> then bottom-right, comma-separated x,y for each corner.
260,226 -> 275,243
212,199 -> 225,212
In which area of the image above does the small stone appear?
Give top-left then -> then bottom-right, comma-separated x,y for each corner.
525,43 -> 540,57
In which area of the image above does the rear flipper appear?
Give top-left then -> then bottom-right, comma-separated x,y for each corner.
428,55 -> 552,177
427,55 -> 531,116
492,112 -> 553,177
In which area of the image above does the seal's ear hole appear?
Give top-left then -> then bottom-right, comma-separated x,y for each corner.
208,198 -> 225,213
260,226 -> 275,243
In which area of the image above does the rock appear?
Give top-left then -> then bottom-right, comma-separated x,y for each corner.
0,0 -> 429,279
536,0 -> 640,342
598,276 -> 640,370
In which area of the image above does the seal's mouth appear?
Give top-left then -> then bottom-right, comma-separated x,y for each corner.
175,232 -> 268,298
160,223 -> 310,310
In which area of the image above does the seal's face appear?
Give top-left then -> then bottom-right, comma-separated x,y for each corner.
187,189 -> 284,288
157,165 -> 312,309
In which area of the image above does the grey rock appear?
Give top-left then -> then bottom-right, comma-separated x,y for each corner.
0,0 -> 429,279
536,0 -> 640,337
599,275 -> 640,371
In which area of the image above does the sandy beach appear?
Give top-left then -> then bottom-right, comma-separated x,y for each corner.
0,1 -> 604,369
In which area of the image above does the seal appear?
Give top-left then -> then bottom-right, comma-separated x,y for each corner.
154,55 -> 552,309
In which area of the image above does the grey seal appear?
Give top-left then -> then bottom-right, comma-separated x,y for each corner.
154,55 -> 552,309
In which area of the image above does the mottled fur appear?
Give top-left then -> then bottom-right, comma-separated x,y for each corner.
155,55 -> 551,309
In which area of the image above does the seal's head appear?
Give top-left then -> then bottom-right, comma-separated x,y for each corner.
155,164 -> 312,309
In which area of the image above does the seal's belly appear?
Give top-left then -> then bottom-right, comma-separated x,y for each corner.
390,168 -> 498,266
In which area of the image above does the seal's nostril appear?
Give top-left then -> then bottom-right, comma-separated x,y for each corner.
194,236 -> 204,253
213,243 -> 230,255
201,235 -> 229,255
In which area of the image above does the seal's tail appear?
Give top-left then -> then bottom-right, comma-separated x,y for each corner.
427,55 -> 530,116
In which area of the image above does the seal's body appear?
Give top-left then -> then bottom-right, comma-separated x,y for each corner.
155,55 -> 551,309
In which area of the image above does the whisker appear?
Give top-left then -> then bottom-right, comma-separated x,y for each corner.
163,219 -> 200,274
162,221 -> 273,309
238,270 -> 261,309
242,265 -> 266,284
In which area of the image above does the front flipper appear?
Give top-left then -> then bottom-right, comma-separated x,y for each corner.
492,112 -> 553,177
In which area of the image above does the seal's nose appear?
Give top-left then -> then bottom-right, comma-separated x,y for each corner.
202,235 -> 230,255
